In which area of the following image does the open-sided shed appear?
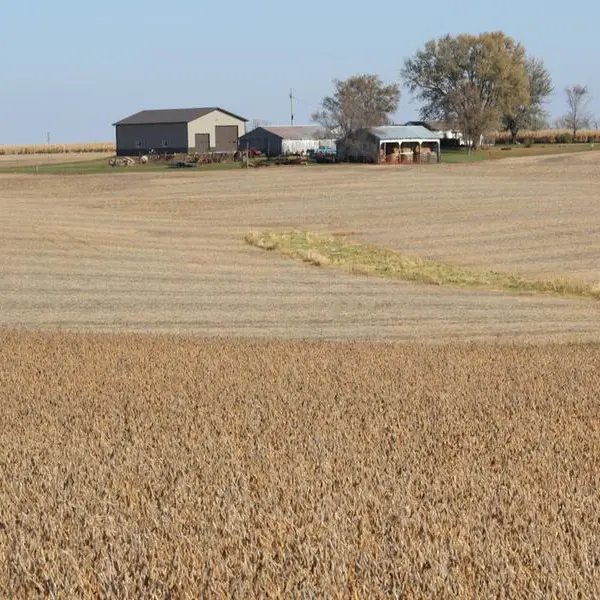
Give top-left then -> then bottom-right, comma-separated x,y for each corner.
337,125 -> 441,164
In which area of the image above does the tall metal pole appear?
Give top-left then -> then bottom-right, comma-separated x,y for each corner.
290,89 -> 294,127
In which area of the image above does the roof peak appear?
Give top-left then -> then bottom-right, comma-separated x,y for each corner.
113,107 -> 247,126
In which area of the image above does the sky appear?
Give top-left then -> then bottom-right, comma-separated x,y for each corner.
2,0 -> 600,144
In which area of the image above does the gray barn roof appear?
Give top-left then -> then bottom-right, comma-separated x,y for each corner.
257,125 -> 332,140
113,107 -> 247,126
371,125 -> 441,141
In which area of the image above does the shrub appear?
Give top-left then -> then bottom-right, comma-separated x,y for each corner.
556,133 -> 574,144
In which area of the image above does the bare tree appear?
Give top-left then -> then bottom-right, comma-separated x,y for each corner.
559,85 -> 592,137
248,119 -> 271,132
312,75 -> 400,138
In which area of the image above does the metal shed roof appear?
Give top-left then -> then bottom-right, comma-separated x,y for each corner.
370,125 -> 441,141
113,107 -> 248,126
259,125 -> 331,140
405,120 -> 459,132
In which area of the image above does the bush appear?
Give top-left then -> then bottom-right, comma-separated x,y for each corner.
524,138 -> 534,148
556,133 -> 574,144
440,138 -> 461,150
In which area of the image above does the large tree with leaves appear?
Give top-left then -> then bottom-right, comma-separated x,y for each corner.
402,32 -> 530,148
502,57 -> 553,143
312,75 -> 400,137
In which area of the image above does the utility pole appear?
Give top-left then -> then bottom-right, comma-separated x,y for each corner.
47,132 -> 51,145
289,89 -> 294,127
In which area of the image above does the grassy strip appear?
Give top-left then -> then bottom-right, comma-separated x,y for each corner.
245,231 -> 600,300
442,144 -> 599,163
0,159 -> 244,175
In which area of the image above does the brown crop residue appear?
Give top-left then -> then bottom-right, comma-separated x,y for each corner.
1,331 -> 599,598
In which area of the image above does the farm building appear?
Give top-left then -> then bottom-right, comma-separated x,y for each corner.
337,125 -> 441,164
113,107 -> 247,156
238,126 -> 336,157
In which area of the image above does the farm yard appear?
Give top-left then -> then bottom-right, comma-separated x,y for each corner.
1,152 -> 600,597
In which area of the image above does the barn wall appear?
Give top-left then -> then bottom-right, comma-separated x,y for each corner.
188,112 -> 247,152
281,139 -> 337,155
238,128 -> 283,156
115,123 -> 188,156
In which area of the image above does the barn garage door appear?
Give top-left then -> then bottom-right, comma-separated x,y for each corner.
215,125 -> 238,152
195,133 -> 210,154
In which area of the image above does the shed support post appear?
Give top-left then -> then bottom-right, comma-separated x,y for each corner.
436,140 -> 441,163
419,141 -> 423,164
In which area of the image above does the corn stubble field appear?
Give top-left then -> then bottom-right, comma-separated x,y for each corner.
1,153 -> 600,597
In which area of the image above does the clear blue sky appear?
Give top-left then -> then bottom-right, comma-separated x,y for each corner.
2,0 -> 599,143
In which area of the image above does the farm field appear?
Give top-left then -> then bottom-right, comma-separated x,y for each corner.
1,333 -> 599,598
1,153 -> 600,597
0,151 -> 114,168
0,152 -> 599,341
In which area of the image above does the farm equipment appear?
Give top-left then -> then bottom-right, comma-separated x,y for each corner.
310,147 -> 337,163
168,159 -> 198,168
108,157 -> 136,167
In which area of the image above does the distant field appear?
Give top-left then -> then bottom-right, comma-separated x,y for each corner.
0,142 -> 115,156
1,152 -> 599,341
0,152 -> 114,168
1,333 -> 599,598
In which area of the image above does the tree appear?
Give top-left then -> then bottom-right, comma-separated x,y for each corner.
559,85 -> 592,137
248,119 -> 271,132
502,56 -> 553,143
401,32 -> 530,149
311,75 -> 400,137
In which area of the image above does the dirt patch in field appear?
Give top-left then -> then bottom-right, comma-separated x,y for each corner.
1,332 -> 599,598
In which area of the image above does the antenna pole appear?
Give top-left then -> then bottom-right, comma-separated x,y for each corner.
290,89 -> 294,127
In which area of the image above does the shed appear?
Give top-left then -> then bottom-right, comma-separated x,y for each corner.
337,125 -> 441,164
113,107 -> 247,156
238,125 -> 336,157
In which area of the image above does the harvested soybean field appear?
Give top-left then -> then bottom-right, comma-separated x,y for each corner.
1,153 -> 599,341
1,155 -> 600,598
1,332 -> 599,598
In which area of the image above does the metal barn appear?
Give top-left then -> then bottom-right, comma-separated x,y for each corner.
238,126 -> 336,157
113,107 -> 247,156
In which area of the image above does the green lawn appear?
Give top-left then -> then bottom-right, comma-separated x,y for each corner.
1,143 -> 598,175
0,157 -> 244,175
442,143 -> 599,163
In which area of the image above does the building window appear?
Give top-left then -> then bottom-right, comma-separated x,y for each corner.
161,140 -> 169,148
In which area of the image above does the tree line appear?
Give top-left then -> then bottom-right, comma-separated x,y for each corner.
312,32 -> 594,148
